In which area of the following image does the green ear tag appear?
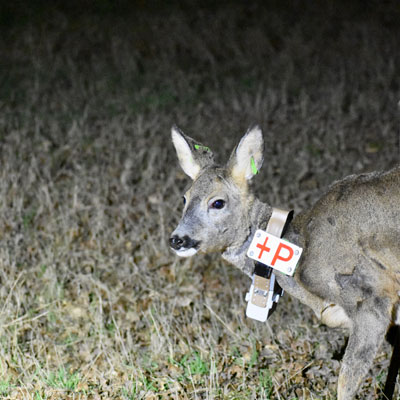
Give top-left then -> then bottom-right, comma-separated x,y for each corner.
250,157 -> 258,175
194,144 -> 210,152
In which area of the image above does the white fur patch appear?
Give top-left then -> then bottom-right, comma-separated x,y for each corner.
174,248 -> 198,257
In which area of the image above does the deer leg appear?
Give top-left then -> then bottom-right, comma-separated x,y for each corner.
275,273 -> 326,317
383,325 -> 400,399
337,301 -> 391,400
276,273 -> 351,328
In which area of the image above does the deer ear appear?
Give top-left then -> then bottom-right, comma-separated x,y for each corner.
228,125 -> 264,182
171,125 -> 215,180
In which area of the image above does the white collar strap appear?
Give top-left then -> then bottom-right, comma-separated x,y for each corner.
266,207 -> 293,238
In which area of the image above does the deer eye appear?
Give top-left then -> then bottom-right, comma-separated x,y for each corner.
210,199 -> 225,209
182,196 -> 187,205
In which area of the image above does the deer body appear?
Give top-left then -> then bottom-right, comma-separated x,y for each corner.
169,125 -> 400,399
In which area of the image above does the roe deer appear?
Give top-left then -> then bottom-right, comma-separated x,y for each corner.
169,125 -> 400,400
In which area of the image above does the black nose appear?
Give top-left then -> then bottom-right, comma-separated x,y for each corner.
169,235 -> 184,250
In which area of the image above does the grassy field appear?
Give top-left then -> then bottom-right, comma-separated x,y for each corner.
0,1 -> 399,398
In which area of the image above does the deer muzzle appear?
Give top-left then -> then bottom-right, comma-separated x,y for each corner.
169,234 -> 200,257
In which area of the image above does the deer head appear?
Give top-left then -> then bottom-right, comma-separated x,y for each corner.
169,125 -> 264,258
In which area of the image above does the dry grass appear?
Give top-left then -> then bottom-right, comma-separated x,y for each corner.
0,1 -> 399,398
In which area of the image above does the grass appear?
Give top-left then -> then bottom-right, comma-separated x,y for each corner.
44,367 -> 81,391
0,0 -> 399,398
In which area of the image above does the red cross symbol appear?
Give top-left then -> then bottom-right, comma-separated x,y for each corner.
256,236 -> 271,259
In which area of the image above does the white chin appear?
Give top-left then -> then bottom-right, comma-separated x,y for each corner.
174,248 -> 198,257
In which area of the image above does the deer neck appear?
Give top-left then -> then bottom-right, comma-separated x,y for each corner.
221,198 -> 273,276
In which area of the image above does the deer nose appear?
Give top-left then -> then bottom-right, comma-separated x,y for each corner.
169,235 -> 184,250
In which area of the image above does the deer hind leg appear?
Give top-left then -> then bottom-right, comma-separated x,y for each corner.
337,298 -> 392,400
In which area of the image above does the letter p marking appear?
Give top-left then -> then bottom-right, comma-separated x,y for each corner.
271,243 -> 294,266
